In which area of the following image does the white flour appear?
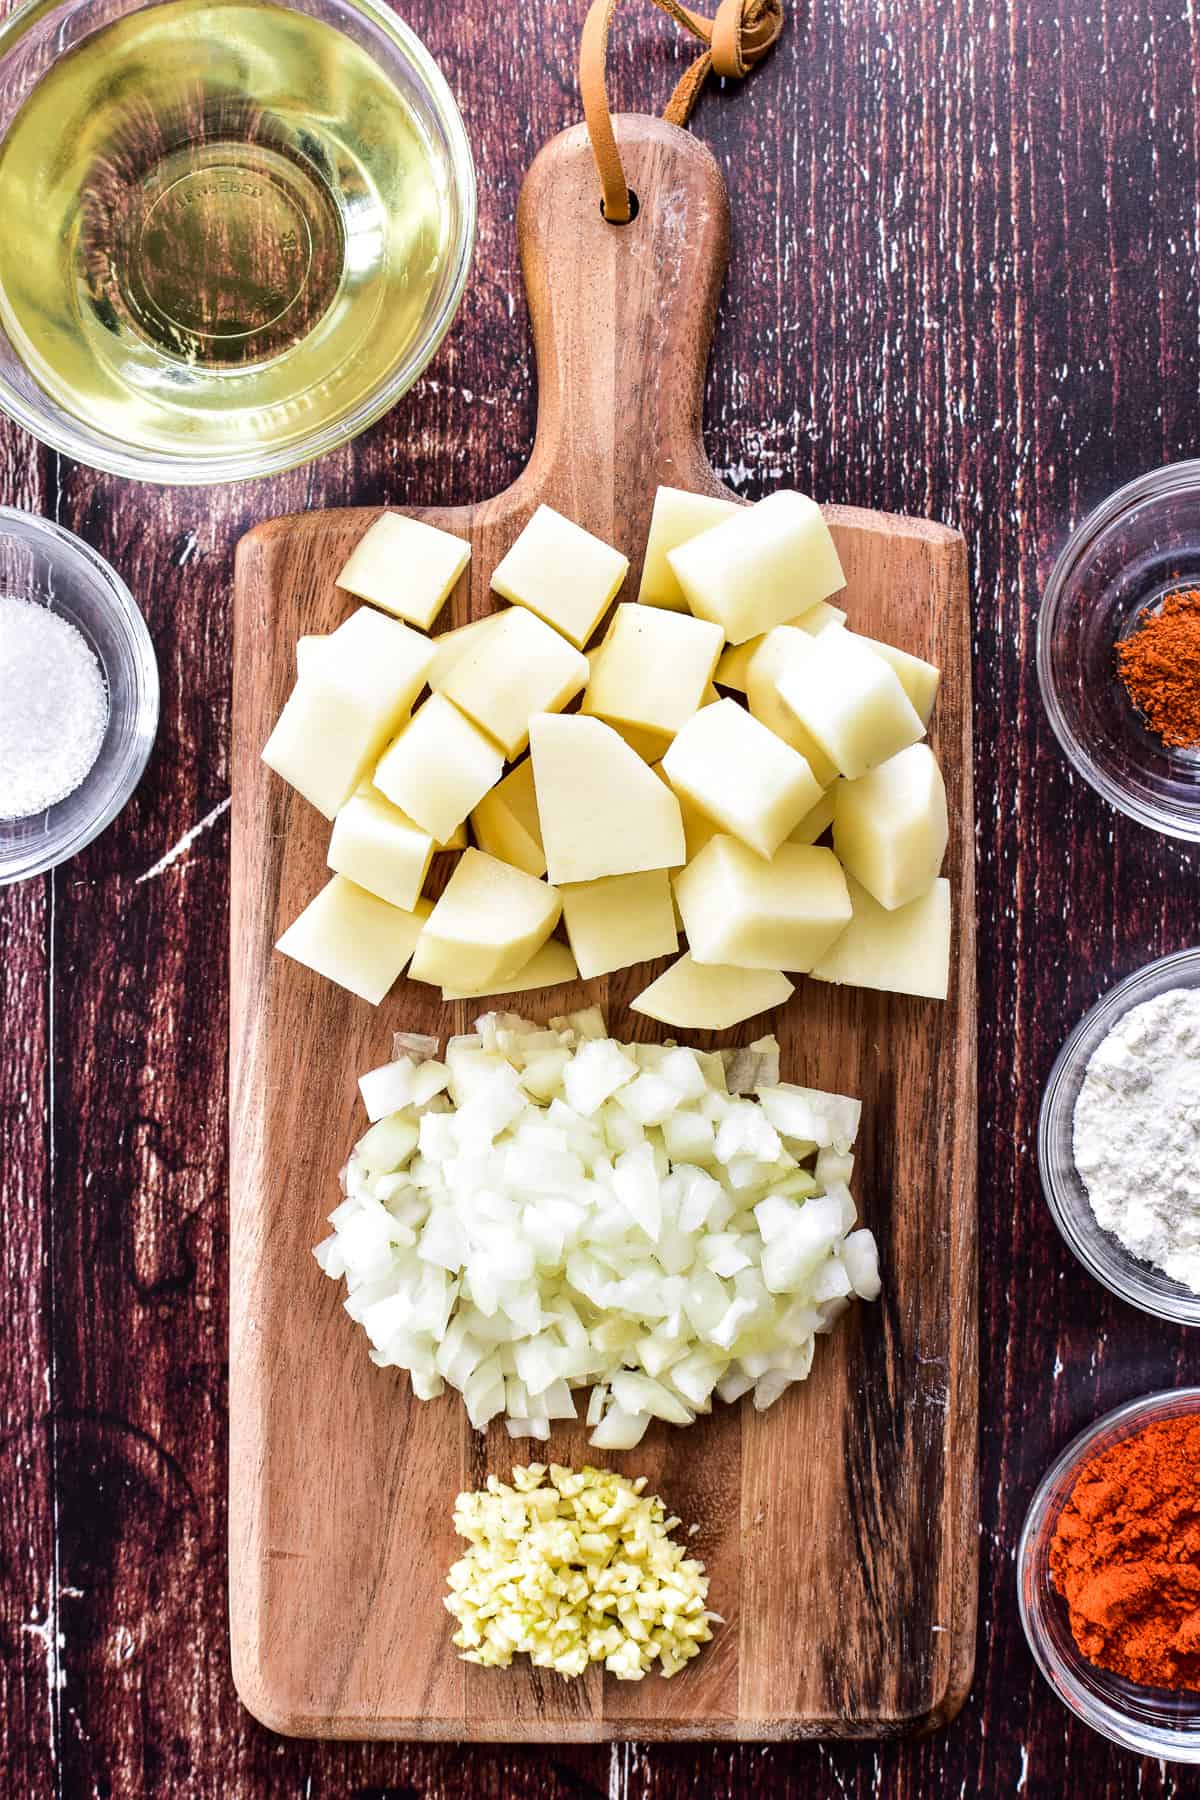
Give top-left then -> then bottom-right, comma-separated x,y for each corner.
1072,987 -> 1200,1295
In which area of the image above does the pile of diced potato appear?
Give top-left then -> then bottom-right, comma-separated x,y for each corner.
264,486 -> 952,1028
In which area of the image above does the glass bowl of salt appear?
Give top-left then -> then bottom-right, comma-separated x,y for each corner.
1038,947 -> 1200,1326
0,508 -> 157,882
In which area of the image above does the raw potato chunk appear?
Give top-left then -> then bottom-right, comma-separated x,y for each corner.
661,698 -> 822,860
631,952 -> 794,1031
810,876 -> 951,999
833,743 -> 948,909
437,822 -> 469,851
667,489 -> 845,644
276,876 -> 430,1005
650,764 -> 719,863
788,785 -> 838,844
637,486 -> 740,611
408,849 -> 561,990
529,713 -> 685,884
852,633 -> 940,724
560,870 -> 678,979
441,605 -> 588,756
471,758 -> 545,877
716,600 -> 847,693
336,511 -> 470,629
428,614 -> 501,691
327,786 -> 434,911
583,604 -> 723,737
675,837 -> 852,971
776,627 -> 925,779
441,937 -> 578,1000
262,607 -> 436,818
745,627 -> 839,786
374,693 -> 503,844
491,505 -> 628,648
295,632 -> 324,677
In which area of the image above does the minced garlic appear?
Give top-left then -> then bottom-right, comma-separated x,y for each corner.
444,1463 -> 717,1680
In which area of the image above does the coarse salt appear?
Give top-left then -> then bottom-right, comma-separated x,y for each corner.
0,595 -> 109,820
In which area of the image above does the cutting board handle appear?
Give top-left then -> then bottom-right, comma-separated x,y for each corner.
512,113 -> 733,516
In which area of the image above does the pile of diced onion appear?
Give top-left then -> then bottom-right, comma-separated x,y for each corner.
314,1009 -> 881,1450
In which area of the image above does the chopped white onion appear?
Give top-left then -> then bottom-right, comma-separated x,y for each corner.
315,1012 -> 879,1445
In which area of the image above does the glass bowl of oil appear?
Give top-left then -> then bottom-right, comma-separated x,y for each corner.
1037,461 -> 1200,841
0,0 -> 475,483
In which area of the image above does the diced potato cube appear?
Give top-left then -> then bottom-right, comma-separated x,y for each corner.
776,627 -> 925,779
336,511 -> 470,629
637,486 -> 741,611
583,603 -> 723,737
529,713 -> 685,884
794,599 -> 847,635
491,505 -> 628,647
441,605 -> 588,757
327,786 -> 434,911
441,937 -> 578,1000
650,764 -> 718,863
661,698 -> 822,859
275,875 -> 430,1004
408,849 -> 561,989
675,837 -> 851,970
852,633 -> 940,724
788,784 -> 838,844
560,869 -> 678,979
715,599 -> 846,695
631,952 -> 794,1032
374,692 -> 503,844
262,607 -> 436,819
810,875 -> 951,999
436,821 -> 469,850
295,632 -> 324,677
833,743 -> 948,909
745,627 -> 839,786
471,758 -> 545,877
427,614 -> 501,691
667,489 -> 845,644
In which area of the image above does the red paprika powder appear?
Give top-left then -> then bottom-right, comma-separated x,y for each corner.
1116,586 -> 1200,748
1049,1414 -> 1200,1692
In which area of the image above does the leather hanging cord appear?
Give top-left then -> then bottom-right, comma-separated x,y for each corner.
580,0 -> 784,223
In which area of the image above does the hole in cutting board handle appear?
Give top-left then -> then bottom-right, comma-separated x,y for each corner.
599,188 -> 640,224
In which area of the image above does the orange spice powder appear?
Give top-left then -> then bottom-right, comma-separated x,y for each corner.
1049,1414 -> 1200,1693
1116,587 -> 1200,748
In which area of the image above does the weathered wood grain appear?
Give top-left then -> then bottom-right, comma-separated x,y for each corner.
1,0 -> 1198,1790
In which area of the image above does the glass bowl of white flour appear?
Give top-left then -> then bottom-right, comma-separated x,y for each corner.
0,509 -> 158,882
1039,948 -> 1200,1324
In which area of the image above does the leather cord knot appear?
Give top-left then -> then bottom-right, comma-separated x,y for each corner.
581,0 -> 784,223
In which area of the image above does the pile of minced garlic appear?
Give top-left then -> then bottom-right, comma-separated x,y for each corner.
444,1464 -> 717,1680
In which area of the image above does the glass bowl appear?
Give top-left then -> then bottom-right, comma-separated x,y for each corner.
1038,947 -> 1200,1325
1037,462 -> 1200,840
0,0 -> 475,484
1019,1387 -> 1200,1760
0,508 -> 158,882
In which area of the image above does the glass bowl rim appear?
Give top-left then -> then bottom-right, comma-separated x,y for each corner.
0,505 -> 159,882
0,0 -> 477,486
1037,945 -> 1200,1324
1017,1385 -> 1200,1760
1036,458 -> 1200,843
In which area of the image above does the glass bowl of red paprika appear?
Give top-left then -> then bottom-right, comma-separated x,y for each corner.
1019,1387 -> 1200,1760
1038,461 -> 1200,841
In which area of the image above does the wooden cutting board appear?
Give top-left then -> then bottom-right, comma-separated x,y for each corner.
229,115 -> 977,1741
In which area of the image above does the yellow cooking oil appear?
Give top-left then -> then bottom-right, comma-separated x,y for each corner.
0,0 -> 450,456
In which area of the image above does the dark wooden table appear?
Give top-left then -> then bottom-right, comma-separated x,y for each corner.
2,0 -> 1197,1794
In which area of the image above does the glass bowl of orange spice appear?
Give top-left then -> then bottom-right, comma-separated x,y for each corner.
1019,1387 -> 1200,1760
1038,461 -> 1200,840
